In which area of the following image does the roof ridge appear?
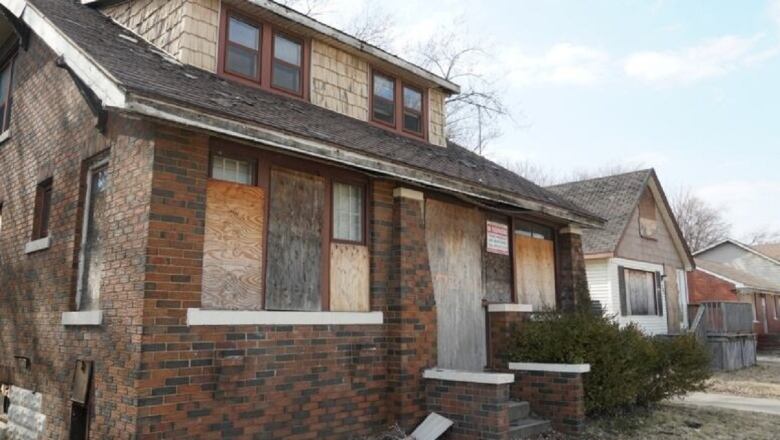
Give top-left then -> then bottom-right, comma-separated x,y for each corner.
547,168 -> 653,188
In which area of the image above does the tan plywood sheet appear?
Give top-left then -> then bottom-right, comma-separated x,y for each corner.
426,199 -> 486,371
202,180 -> 265,310
514,235 -> 556,310
329,243 -> 370,312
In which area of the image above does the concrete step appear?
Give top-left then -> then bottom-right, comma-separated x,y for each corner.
507,401 -> 530,423
509,418 -> 551,439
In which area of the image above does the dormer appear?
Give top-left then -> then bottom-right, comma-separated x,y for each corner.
90,0 -> 458,147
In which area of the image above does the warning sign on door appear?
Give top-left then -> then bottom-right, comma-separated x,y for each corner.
486,221 -> 509,255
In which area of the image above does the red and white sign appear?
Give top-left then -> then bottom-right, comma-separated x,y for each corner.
486,221 -> 509,255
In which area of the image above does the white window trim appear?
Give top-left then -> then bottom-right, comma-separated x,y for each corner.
75,158 -> 108,311
612,257 -> 665,317
508,362 -> 591,374
61,310 -> 102,326
423,368 -> 515,385
24,236 -> 50,254
187,308 -> 383,326
487,303 -> 532,313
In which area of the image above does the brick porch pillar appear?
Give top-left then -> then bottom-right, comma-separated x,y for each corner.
557,225 -> 590,313
387,187 -> 437,430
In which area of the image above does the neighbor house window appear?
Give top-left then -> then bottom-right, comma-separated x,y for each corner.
371,70 -> 427,139
211,153 -> 255,185
76,160 -> 109,311
219,8 -> 308,98
775,296 -> 779,320
225,15 -> 261,80
332,182 -> 364,243
32,178 -> 53,240
0,58 -> 13,133
403,86 -> 423,134
619,267 -> 662,316
272,33 -> 303,95
372,72 -> 395,125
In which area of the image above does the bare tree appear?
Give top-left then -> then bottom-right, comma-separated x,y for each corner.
670,188 -> 731,252
409,27 -> 511,155
742,228 -> 780,245
274,0 -> 330,17
502,160 -> 557,186
343,1 -> 396,49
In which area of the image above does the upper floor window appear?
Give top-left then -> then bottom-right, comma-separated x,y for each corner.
32,178 -> 53,240
371,70 -> 426,139
0,56 -> 14,133
225,16 -> 261,80
272,33 -> 303,95
219,8 -> 308,99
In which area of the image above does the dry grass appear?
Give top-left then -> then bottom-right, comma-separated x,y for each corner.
533,404 -> 776,440
706,361 -> 780,399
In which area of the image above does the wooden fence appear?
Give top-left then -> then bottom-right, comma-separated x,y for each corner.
688,301 -> 754,335
688,301 -> 756,371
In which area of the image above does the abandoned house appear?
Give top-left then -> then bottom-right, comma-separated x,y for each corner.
0,0 -> 604,439
548,169 -> 695,335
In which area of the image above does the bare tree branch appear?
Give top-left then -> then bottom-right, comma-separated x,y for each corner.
670,188 -> 731,252
343,1 -> 396,49
741,228 -> 780,246
274,0 -> 331,17
501,160 -> 557,186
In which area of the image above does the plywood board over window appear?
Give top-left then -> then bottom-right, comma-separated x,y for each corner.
514,235 -> 556,309
265,168 -> 324,311
329,243 -> 369,311
202,180 -> 265,310
638,189 -> 657,239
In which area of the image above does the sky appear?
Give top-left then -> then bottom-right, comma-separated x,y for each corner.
313,0 -> 780,240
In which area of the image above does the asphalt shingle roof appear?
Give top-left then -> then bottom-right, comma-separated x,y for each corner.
696,259 -> 780,294
547,170 -> 653,254
25,0 -> 595,220
752,243 -> 780,261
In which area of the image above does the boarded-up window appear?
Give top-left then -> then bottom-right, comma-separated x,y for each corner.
265,168 -> 324,311
638,189 -> 657,239
329,243 -> 369,311
619,267 -> 662,316
514,231 -> 556,310
32,178 -> 53,240
69,360 -> 93,440
484,217 -> 512,303
202,179 -> 265,310
76,162 -> 109,311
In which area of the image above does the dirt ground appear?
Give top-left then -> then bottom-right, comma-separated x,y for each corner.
705,360 -> 780,398
534,404 -> 777,440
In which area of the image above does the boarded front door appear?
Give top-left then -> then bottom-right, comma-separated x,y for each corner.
426,200 -> 486,370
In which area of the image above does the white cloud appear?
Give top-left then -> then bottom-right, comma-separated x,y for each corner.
502,43 -> 610,86
771,0 -> 780,27
623,34 -> 776,84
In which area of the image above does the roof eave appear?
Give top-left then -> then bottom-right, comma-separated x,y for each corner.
123,94 -> 603,227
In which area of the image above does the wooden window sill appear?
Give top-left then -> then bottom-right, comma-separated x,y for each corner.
186,308 -> 383,326
24,236 -> 50,254
62,310 -> 103,326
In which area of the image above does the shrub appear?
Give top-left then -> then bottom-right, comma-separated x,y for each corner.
503,311 -> 710,415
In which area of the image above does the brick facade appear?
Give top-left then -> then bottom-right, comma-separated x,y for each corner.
425,379 -> 511,440
0,36 -> 152,438
510,371 -> 586,435
487,312 -> 526,370
687,269 -> 740,303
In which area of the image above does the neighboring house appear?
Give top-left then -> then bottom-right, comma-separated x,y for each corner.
692,240 -> 780,336
0,1 -> 602,439
548,169 -> 695,335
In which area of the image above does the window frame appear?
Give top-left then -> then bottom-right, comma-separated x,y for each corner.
270,31 -> 305,97
402,84 -> 424,135
369,68 -> 428,140
620,267 -> 662,316
330,178 -> 367,246
223,12 -> 262,83
32,178 -> 53,241
218,6 -> 310,100
75,158 -> 109,312
208,139 -> 369,313
208,151 -> 258,186
0,55 -> 15,134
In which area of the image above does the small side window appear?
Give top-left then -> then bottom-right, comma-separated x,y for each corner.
402,86 -> 423,134
211,154 -> 255,185
272,33 -> 303,95
32,178 -> 53,240
0,59 -> 13,133
225,15 -> 261,80
332,182 -> 364,243
372,73 -> 395,125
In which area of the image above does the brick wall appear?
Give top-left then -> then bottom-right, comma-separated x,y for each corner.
510,371 -> 586,435
425,379 -> 510,440
487,312 -> 526,370
687,269 -> 739,303
557,230 -> 590,312
0,35 -> 153,438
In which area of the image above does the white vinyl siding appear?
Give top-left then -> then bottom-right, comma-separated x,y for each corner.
585,259 -> 612,315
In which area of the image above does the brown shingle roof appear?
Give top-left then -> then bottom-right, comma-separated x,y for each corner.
696,259 -> 780,294
25,0 -> 599,223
